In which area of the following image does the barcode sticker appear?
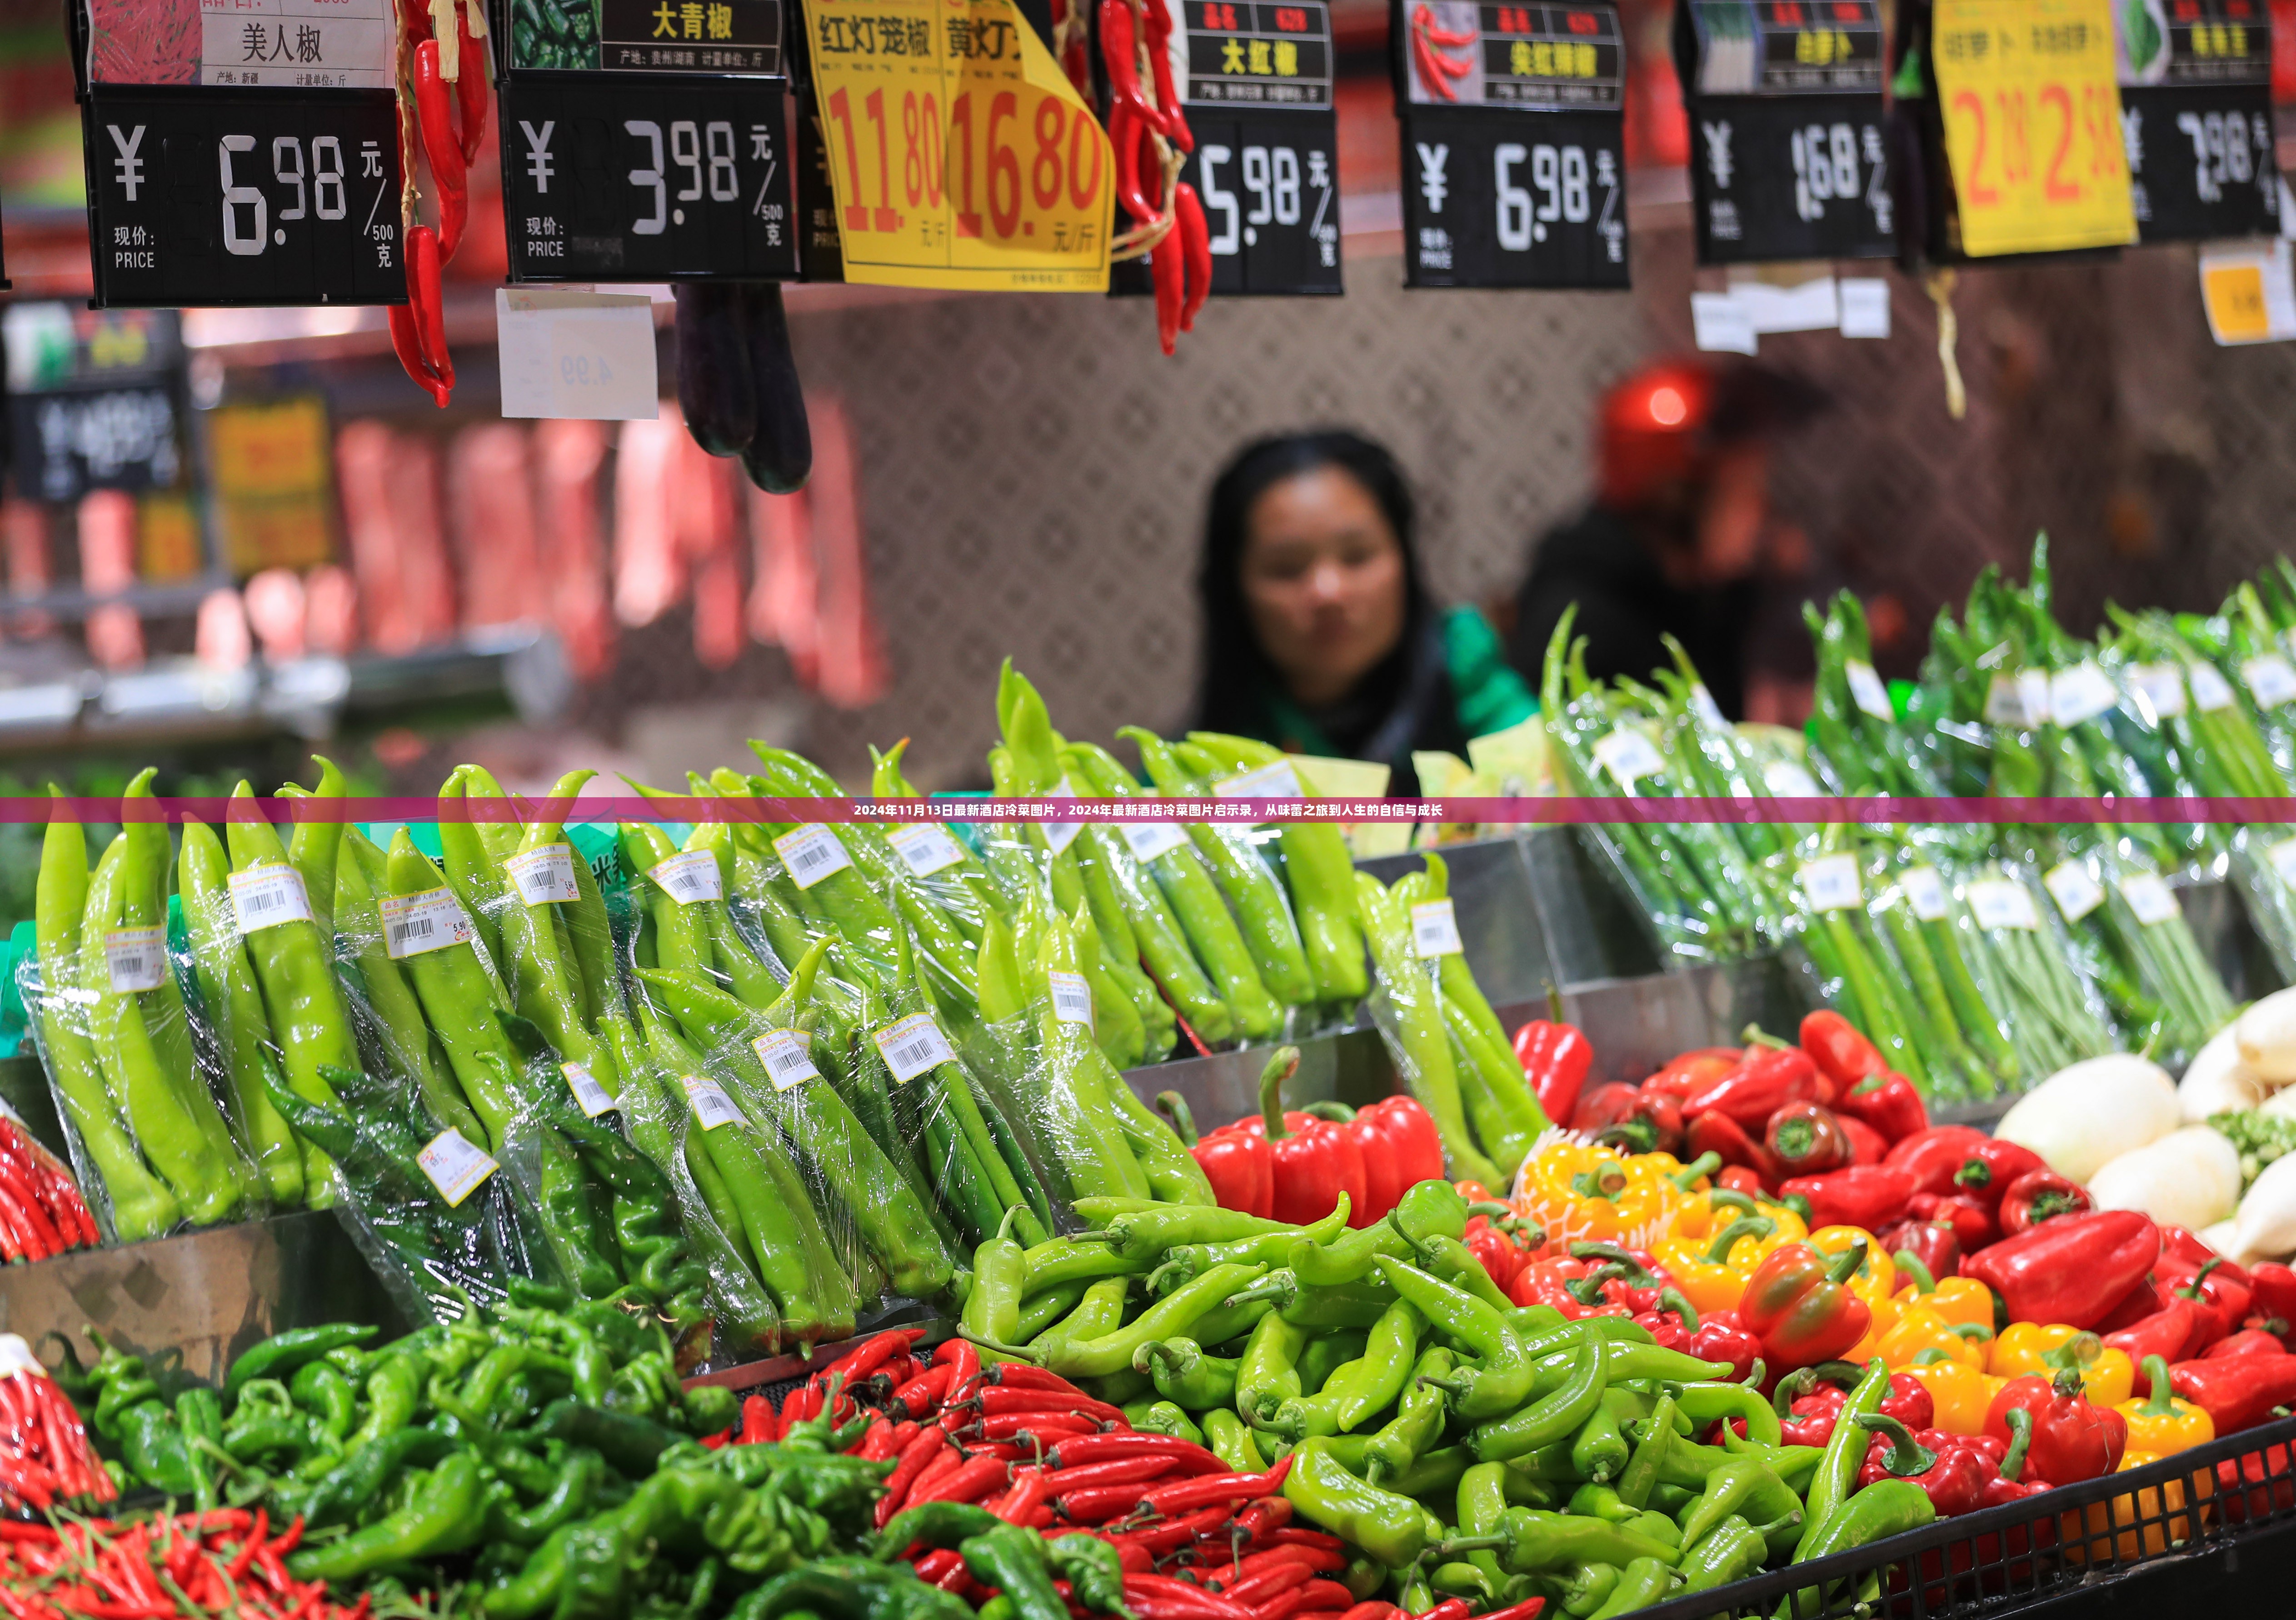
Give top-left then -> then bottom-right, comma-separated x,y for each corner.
1044,780 -> 1084,856
102,927 -> 166,993
417,1128 -> 499,1206
1763,760 -> 1821,799
683,1073 -> 747,1130
888,824 -> 967,878
2044,859 -> 2106,923
1048,970 -> 1095,1026
752,1029 -> 820,1092
2050,663 -> 2120,728
2190,662 -> 2238,712
1969,879 -> 2041,930
1902,866 -> 1949,922
2243,654 -> 2296,710
1845,660 -> 1895,721
1592,727 -> 1665,791
563,1061 -> 616,1118
773,825 -> 853,890
1410,899 -> 1464,957
1798,854 -> 1863,913
2130,663 -> 2189,720
379,887 -> 475,960
2270,837 -> 2296,889
1217,759 -> 1306,800
507,843 -> 581,905
1121,822 -> 1192,863
649,849 -> 724,905
873,1012 -> 955,1083
228,865 -> 312,933
1689,684 -> 1728,729
2120,873 -> 2181,926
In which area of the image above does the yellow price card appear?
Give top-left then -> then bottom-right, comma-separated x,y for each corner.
1932,0 -> 2135,256
805,0 -> 1113,291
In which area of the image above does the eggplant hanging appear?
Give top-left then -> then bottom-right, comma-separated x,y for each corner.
669,281 -> 813,495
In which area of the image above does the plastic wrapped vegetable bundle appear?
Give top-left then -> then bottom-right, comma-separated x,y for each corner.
2035,842 -> 2233,1072
1951,856 -> 2118,1081
1356,868 -> 1504,1188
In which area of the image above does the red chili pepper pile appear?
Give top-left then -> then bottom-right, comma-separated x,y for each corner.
0,1120 -> 99,1264
0,1340 -> 114,1515
0,1509 -> 357,1620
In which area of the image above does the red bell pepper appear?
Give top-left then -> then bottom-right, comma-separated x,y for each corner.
2171,1257 -> 2254,1352
1463,1214 -> 1528,1294
2246,1261 -> 2296,1337
1739,1241 -> 1873,1369
1778,1164 -> 1917,1233
2168,1351 -> 2296,1434
1949,1138 -> 2047,1210
2216,1446 -> 2296,1524
1309,1097 -> 1443,1226
1512,988 -> 1593,1129
2092,1274 -> 2166,1336
1765,1102 -> 1851,1177
1686,1110 -> 1781,1186
2202,1328 -> 2285,1360
1641,1048 -> 1740,1104
1684,1310 -> 1760,1383
1166,1093 -> 1274,1218
1832,1066 -> 1929,1145
1838,1115 -> 1889,1166
1882,1125 -> 1991,1197
1239,1049 -> 1366,1227
1878,1218 -> 1961,1285
1994,1170 -> 2091,1239
2103,1300 -> 2201,1380
1508,1256 -> 1631,1320
1571,1084 -> 1684,1157
1983,1370 -> 2126,1484
1680,1044 -> 1820,1128
1774,1365 -> 1934,1445
1961,1210 -> 2161,1331
1799,1010 -> 1885,1093
1715,1165 -> 1765,1196
1907,1191 -> 1996,1255
1852,1415 -> 1990,1515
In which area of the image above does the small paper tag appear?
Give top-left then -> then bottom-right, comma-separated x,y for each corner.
683,1073 -> 748,1131
1048,970 -> 1095,1026
2269,836 -> 2296,890
2044,859 -> 2106,923
774,825 -> 853,890
379,887 -> 476,959
507,843 -> 581,905
649,849 -> 725,905
2129,663 -> 2189,720
1217,760 -> 1306,800
1592,727 -> 1666,791
496,289 -> 661,421
2119,873 -> 2180,926
1121,822 -> 1192,863
563,1061 -> 616,1118
874,1012 -> 956,1083
417,1128 -> 500,1206
1690,290 -> 1759,354
2050,663 -> 2120,728
1844,660 -> 1894,722
1798,854 -> 1863,913
1983,672 -> 2032,726
1688,684 -> 1728,729
2190,661 -> 2238,713
1763,760 -> 1821,799
2017,670 -> 2053,727
2243,654 -> 2296,710
887,823 -> 967,878
752,1029 -> 821,1093
228,865 -> 312,933
1837,277 -> 1892,339
102,927 -> 166,993
1901,865 -> 1949,922
1043,780 -> 1084,856
1410,898 -> 1464,957
1968,879 -> 2041,930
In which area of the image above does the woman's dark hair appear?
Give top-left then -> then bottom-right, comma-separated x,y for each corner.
1191,430 -> 1434,742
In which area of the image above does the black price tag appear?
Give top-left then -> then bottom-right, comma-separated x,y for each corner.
499,80 -> 801,279
1393,0 -> 1629,287
83,89 -> 404,309
6,308 -> 187,502
2119,0 -> 2277,241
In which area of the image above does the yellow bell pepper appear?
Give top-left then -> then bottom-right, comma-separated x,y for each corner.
1806,1225 -> 1896,1310
1654,1211 -> 1793,1317
1868,1301 -> 1987,1371
1515,1143 -> 1683,1247
1924,1275 -> 1995,1332
1900,1356 -> 2002,1435
2061,1452 -> 2209,1563
1844,1290 -> 1906,1365
2114,1357 -> 2214,1456
1670,1186 -> 1807,1248
1988,1325 -> 2136,1409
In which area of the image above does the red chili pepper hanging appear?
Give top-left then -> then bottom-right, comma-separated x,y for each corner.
1174,181 -> 1213,333
453,0 -> 490,166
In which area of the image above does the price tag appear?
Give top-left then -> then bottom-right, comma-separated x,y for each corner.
2200,240 -> 2296,343
1900,865 -> 1950,921
103,927 -> 167,993
752,1029 -> 822,1091
873,1012 -> 955,1082
507,842 -> 583,905
774,825 -> 853,889
563,1061 -> 617,1118
2268,836 -> 2296,889
2119,872 -> 2181,925
1983,671 -> 2036,725
1410,898 -> 1464,956
1968,877 -> 2041,930
1121,822 -> 1193,863
801,0 -> 1111,292
1218,758 -> 1307,799
683,1073 -> 749,1130
1048,969 -> 1095,1025
1798,853 -> 1862,913
379,887 -> 477,959
2116,0 -> 2276,244
418,1128 -> 500,1206
2130,661 -> 2189,718
2049,662 -> 2120,726
1844,659 -> 1894,720
2018,670 -> 2054,726
2043,858 -> 2106,922
2242,654 -> 2296,710
1592,726 -> 1665,790
1763,759 -> 1821,798
888,823 -> 967,877
649,848 -> 725,904
1043,780 -> 1084,856
2189,660 -> 2237,712
229,865 -> 312,933
497,290 -> 660,421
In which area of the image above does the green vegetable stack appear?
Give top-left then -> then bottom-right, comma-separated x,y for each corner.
511,0 -> 599,70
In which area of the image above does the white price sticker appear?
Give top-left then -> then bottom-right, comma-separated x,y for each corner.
1845,660 -> 1895,722
1968,879 -> 2041,931
1798,854 -> 1863,913
1689,684 -> 1728,729
648,849 -> 725,905
1043,780 -> 1084,856
496,289 -> 661,422
774,825 -> 853,890
2018,671 -> 2054,726
379,887 -> 476,960
2050,664 -> 2120,728
563,1062 -> 616,1118
2243,655 -> 2296,710
1217,760 -> 1306,800
417,1129 -> 500,1206
102,927 -> 166,993
887,824 -> 967,878
1121,822 -> 1193,863
2130,664 -> 2189,720
1763,760 -> 1822,799
1592,727 -> 1666,791
1410,899 -> 1464,958
2044,860 -> 2106,923
874,1013 -> 956,1083
2190,662 -> 2238,713
683,1074 -> 748,1131
2119,873 -> 2181,926
1901,866 -> 1949,922
1048,970 -> 1095,1026
1983,673 -> 2031,726
2270,837 -> 2296,890
752,1030 -> 821,1093
228,865 -> 312,933
507,843 -> 581,905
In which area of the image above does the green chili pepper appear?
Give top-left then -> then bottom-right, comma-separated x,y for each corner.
1292,1180 -> 1471,1285
1584,1555 -> 1676,1617
1482,1508 -> 1679,1574
1676,1454 -> 1804,1554
1365,1345 -> 1453,1485
1283,1435 -> 1430,1568
1777,1478 -> 1935,1618
1669,1379 -> 1780,1448
1356,872 -> 1501,1186
1268,1298 -> 1424,1440
1235,1309 -> 1311,1428
1203,1407 -> 1268,1473
1470,1333 -> 1607,1462
290,1359 -> 357,1441
290,1450 -> 488,1582
1373,1255 -> 1530,1419
1791,1357 -> 1889,1564
1133,1337 -> 1238,1410
228,1323 -> 378,1399
1043,1262 -> 1267,1379
1030,1276 -> 1131,1362
1612,1392 -> 1675,1509
1677,1514 -> 1770,1594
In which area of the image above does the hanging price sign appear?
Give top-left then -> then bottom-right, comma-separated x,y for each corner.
1931,0 -> 2136,256
2116,0 -> 2276,241
804,0 -> 1113,290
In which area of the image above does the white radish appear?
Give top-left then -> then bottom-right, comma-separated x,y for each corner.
2086,1126 -> 2242,1232
2201,1219 -> 2242,1259
2236,988 -> 2296,1085
1994,1055 -> 2181,1184
2232,1151 -> 2296,1266
2181,1023 -> 2267,1122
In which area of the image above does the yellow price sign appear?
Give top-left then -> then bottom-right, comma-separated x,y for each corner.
805,0 -> 1113,291
1932,0 -> 2134,257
